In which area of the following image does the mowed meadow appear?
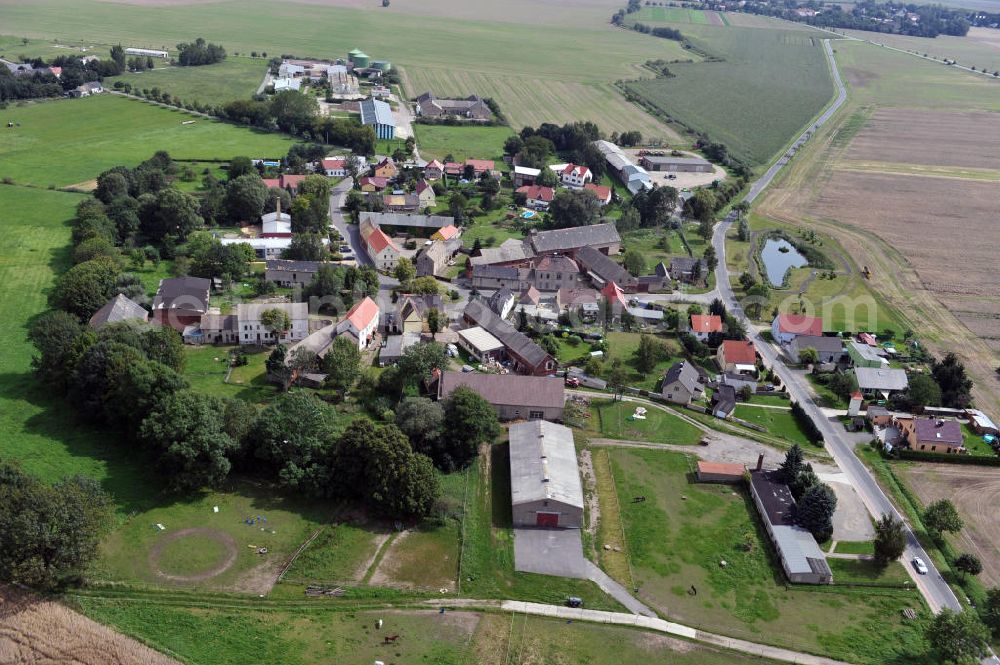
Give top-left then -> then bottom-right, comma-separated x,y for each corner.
623,13 -> 835,165
0,0 -> 685,140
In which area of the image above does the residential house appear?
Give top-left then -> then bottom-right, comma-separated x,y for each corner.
373,157 -> 398,179
584,183 -> 612,206
415,238 -> 461,277
866,405 -> 893,429
513,166 -> 541,188
669,256 -> 708,284
414,180 -> 436,209
789,335 -> 844,364
516,185 -> 555,211
717,339 -> 757,375
487,287 -> 516,320
360,98 -> 396,139
463,299 -> 557,375
424,160 -> 444,180
360,217 -> 401,271
320,158 -> 348,177
69,81 -> 103,98
690,314 -> 723,342
853,367 -> 908,400
197,313 -> 238,345
846,340 -> 889,369
711,384 -> 737,418
265,259 -> 324,287
661,361 -> 704,405
639,155 -> 713,173
530,254 -> 583,292
557,288 -> 600,322
772,314 -> 823,345
554,163 -> 592,188
456,326 -> 505,362
414,92 -> 492,121
748,468 -> 833,584
601,281 -> 629,319
376,191 -> 421,213
89,294 -> 149,329
574,245 -> 636,291
519,286 -> 541,307
469,265 -> 530,291
359,176 -> 389,192
968,409 -> 999,436
719,372 -> 758,395
152,277 -> 211,331
237,302 -> 309,345
336,296 -> 380,349
465,159 -> 495,177
900,417 -> 965,454
437,371 -> 565,421
392,293 -> 443,334
509,420 -> 583,529
430,225 -> 458,242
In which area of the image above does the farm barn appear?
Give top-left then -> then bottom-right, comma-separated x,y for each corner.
509,420 -> 584,528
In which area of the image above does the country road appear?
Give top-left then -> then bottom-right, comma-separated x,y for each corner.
713,39 -> 963,618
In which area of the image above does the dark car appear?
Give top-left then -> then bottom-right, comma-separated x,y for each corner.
566,597 -> 583,608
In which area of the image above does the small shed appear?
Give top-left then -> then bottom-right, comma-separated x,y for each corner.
696,461 -> 746,483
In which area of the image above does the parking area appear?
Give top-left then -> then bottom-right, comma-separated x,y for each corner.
513,528 -> 588,578
621,148 -> 726,189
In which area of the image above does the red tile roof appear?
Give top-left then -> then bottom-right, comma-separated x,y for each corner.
435,224 -> 460,240
776,314 -> 823,336
426,159 -> 443,170
720,339 -> 756,365
697,460 -> 746,477
345,296 -> 379,331
691,314 -> 723,334
562,163 -> 590,177
359,176 -> 388,189
321,158 -> 345,170
415,179 -> 432,194
602,281 -> 628,308
279,174 -> 308,189
366,227 -> 397,254
262,178 -> 281,189
584,183 -> 611,202
465,158 -> 494,173
516,185 -> 555,202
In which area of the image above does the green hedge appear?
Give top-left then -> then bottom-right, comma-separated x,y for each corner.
895,450 -> 1000,466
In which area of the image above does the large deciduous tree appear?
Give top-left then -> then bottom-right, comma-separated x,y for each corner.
925,608 -> 990,665
225,174 -> 268,224
49,257 -> 122,319
547,189 -> 601,229
923,498 -> 963,536
441,387 -> 501,470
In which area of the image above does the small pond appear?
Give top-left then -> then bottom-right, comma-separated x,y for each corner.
761,238 -> 808,286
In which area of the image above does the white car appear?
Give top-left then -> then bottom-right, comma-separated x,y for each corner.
912,557 -> 928,575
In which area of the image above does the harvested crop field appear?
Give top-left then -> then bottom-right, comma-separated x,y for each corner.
0,585 -> 179,665
897,464 -> 1000,588
843,109 -> 1000,170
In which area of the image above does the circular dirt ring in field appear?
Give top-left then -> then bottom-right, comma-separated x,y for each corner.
149,528 -> 239,583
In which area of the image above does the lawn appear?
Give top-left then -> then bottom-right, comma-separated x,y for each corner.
732,404 -> 812,447
412,124 -> 513,163
608,447 -> 932,663
0,0 -> 687,139
633,6 -> 712,23
589,399 -> 703,446
182,345 -> 275,404
620,228 -> 676,274
281,523 -> 385,584
0,95 -> 293,187
107,57 -> 267,107
623,21 -> 834,165
603,331 -> 682,391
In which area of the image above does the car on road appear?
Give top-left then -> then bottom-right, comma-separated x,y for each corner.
912,557 -> 928,575
565,377 -> 581,388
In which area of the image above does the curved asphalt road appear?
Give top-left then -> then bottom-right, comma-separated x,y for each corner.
715,39 -> 963,618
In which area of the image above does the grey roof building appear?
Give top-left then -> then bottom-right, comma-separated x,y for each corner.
463,299 -> 556,376
748,470 -> 833,584
530,223 -> 621,255
854,367 -> 908,396
437,370 -> 565,421
360,98 -> 395,139
265,259 -> 325,286
359,212 -> 454,230
470,238 -> 535,267
575,245 -> 636,290
509,420 -> 584,529
661,361 -> 703,405
711,384 -> 737,418
88,294 -> 149,329
789,335 -> 844,364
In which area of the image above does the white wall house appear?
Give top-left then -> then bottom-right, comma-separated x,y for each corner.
336,297 -> 380,350
237,303 -> 309,345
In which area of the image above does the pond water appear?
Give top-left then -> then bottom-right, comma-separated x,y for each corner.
761,238 -> 808,286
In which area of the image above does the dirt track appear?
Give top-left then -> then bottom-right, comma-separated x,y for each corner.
148,527 -> 238,583
898,464 -> 1000,587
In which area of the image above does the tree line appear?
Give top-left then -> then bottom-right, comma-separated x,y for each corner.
0,47 -> 123,102
176,37 -> 227,66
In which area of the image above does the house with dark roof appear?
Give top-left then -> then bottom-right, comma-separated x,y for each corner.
152,277 -> 211,331
436,370 -> 565,421
265,259 -> 325,287
669,256 -> 707,284
463,299 -> 557,376
711,384 -> 737,419
415,92 -> 492,121
359,212 -> 454,233
487,288 -> 516,320
416,238 -> 461,277
788,335 -> 844,364
853,367 -> 908,399
900,417 -> 965,454
89,294 -> 149,329
470,264 -> 530,291
661,361 -> 704,405
749,469 -> 833,584
529,223 -> 620,256
574,245 -> 636,291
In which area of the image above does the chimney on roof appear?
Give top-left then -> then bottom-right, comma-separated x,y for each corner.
756,453 -> 764,471
276,196 -> 281,218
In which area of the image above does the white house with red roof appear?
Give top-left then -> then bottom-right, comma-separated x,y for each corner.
321,158 -> 347,177
516,185 -> 555,211
424,159 -> 444,180
360,217 -> 400,271
551,163 -> 592,188
584,183 -> 612,206
336,296 -> 380,350
415,179 -> 436,208
690,314 -> 723,341
601,281 -> 628,317
771,313 -> 823,345
261,174 -> 309,193
718,339 -> 757,374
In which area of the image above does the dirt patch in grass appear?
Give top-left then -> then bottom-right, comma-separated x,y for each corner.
0,584 -> 179,665
148,527 -> 238,583
844,108 -> 1000,170
635,631 -> 698,653
369,525 -> 459,591
897,464 -> 1000,588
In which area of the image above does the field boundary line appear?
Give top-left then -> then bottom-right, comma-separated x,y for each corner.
456,464 -> 471,596
276,527 -> 324,582
362,531 -> 399,584
602,450 -> 637,592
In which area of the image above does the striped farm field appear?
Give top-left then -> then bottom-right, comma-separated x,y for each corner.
402,68 -> 680,141
634,7 -> 711,24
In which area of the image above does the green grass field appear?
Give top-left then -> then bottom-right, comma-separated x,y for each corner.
732,404 -> 812,447
634,7 -> 712,23
412,124 -> 513,163
624,22 -> 834,165
281,523 -> 385,584
0,95 -> 293,187
108,57 -> 267,107
590,399 -> 703,445
0,0 -> 686,139
603,331 -> 683,391
183,345 -> 274,404
609,447 -> 932,663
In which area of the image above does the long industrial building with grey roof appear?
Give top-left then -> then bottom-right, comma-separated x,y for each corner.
509,420 -> 583,528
